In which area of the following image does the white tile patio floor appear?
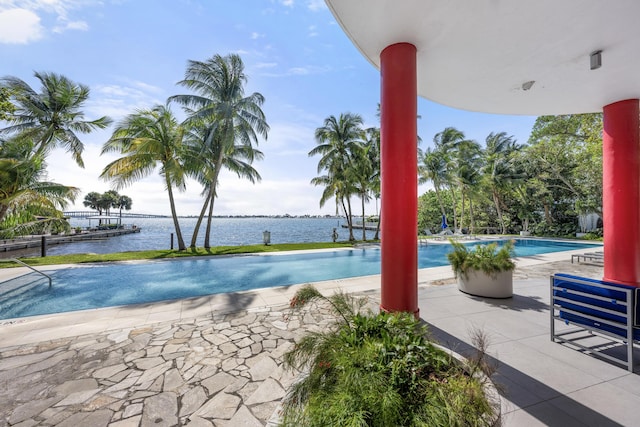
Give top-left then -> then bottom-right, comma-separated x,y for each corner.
1,247 -> 638,426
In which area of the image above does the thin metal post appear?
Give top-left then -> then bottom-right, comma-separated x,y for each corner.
41,236 -> 46,257
170,233 -> 174,250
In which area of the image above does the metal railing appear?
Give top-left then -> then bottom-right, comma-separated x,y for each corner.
2,258 -> 52,287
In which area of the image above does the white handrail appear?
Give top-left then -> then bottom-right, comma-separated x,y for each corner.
2,258 -> 52,287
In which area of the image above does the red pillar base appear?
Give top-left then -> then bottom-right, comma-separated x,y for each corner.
602,99 -> 640,287
379,43 -> 419,314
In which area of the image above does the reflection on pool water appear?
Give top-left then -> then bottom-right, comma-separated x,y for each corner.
0,239 -> 600,320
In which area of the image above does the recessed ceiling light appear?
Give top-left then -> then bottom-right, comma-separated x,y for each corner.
522,80 -> 535,91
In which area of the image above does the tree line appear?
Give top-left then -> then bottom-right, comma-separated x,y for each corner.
418,114 -> 602,236
308,111 -> 603,239
83,190 -> 132,217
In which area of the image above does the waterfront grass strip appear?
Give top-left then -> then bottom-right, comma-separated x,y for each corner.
2,242 -> 360,267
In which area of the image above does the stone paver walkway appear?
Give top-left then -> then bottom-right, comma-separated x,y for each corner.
0,298 -> 355,426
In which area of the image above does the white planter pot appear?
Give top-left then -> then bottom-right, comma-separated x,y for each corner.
457,269 -> 513,298
519,231 -> 530,236
576,232 -> 586,237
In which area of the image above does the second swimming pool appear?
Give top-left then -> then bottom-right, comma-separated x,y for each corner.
0,238 -> 600,320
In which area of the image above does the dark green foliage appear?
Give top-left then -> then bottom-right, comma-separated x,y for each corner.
531,222 -> 577,238
447,240 -> 515,279
582,228 -> 603,240
0,87 -> 15,120
281,286 -> 496,426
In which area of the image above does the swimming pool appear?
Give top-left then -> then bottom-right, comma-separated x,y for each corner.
0,239 -> 600,320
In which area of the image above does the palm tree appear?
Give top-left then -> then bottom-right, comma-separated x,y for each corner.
349,143 -> 373,241
114,194 -> 133,220
170,53 -> 269,248
83,191 -> 104,214
0,87 -> 15,120
364,127 -> 381,240
310,113 -> 364,241
0,139 -> 78,234
452,139 -> 482,232
182,122 -> 263,248
432,127 -> 466,230
0,71 -> 111,167
100,104 -> 188,250
418,146 -> 449,218
482,132 -> 519,234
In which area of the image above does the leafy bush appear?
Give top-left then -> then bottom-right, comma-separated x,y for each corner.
531,222 -> 576,238
447,240 -> 515,279
582,228 -> 603,240
281,285 -> 497,427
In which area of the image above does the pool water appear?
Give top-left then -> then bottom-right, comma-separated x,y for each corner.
0,239 -> 600,320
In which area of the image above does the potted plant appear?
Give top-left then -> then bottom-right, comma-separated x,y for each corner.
74,226 -> 82,234
447,240 -> 515,298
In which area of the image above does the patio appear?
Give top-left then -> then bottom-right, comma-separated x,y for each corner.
0,250 -> 638,426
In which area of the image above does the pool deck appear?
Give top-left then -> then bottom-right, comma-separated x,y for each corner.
1,247 -> 638,426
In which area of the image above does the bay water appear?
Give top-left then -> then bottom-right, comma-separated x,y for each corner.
50,217 -> 378,256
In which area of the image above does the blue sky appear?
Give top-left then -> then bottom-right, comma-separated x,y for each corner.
1,0 -> 537,216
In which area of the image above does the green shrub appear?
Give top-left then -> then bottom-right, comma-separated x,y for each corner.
447,240 -> 515,279
531,222 -> 576,238
281,286 -> 497,426
582,228 -> 603,240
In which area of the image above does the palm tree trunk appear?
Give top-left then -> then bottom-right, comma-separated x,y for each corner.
190,189 -> 212,248
544,202 -> 552,223
204,188 -> 217,249
374,212 -> 381,240
469,197 -> 476,234
166,176 -> 186,250
340,197 -> 354,241
460,187 -> 466,232
0,204 -> 8,223
346,196 -> 355,241
434,184 -> 446,216
203,152 -> 226,248
361,192 -> 366,241
449,187 -> 458,230
493,190 -> 506,234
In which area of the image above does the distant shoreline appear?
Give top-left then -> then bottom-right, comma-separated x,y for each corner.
176,215 -> 341,219
66,212 -> 342,220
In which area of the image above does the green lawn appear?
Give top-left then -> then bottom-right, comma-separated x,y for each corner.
0,241 -> 362,268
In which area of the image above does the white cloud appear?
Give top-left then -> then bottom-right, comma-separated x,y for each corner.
86,82 -> 165,121
131,81 -> 164,94
0,0 -> 98,43
290,67 -> 309,75
212,177 -> 329,216
280,0 -> 294,7
255,62 -> 277,69
0,8 -> 44,44
250,32 -> 265,39
52,19 -> 88,33
264,121 -> 316,152
289,65 -> 330,75
308,25 -> 318,37
258,64 -> 331,78
307,0 -> 326,12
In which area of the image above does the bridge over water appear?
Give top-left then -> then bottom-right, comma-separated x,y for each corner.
64,211 -> 169,219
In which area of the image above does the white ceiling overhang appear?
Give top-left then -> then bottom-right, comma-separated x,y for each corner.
326,0 -> 640,115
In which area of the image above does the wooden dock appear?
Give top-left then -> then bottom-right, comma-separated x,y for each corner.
341,222 -> 379,231
0,227 -> 141,254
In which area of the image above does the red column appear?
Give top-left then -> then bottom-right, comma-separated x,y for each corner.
602,99 -> 640,286
380,43 -> 418,314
